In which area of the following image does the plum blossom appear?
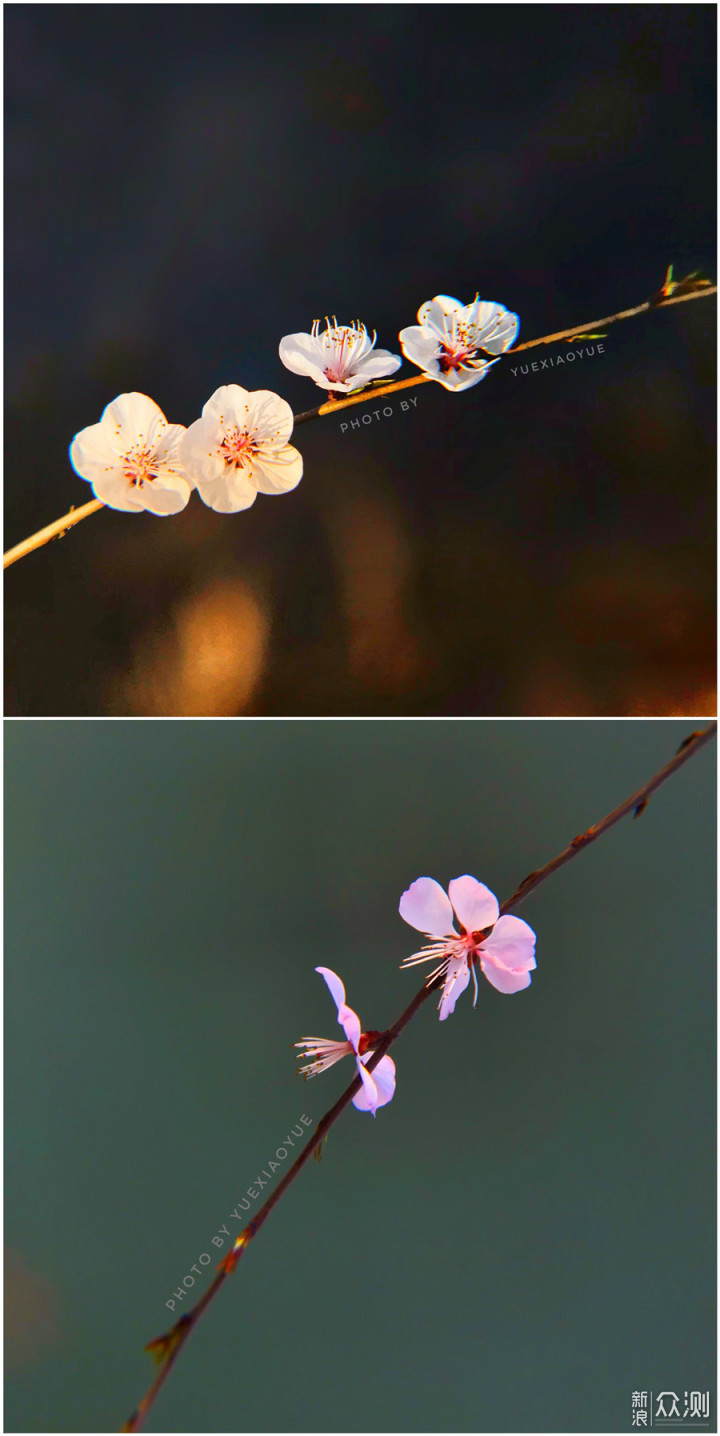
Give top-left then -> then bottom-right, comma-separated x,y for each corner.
181,385 -> 302,514
295,966 -> 396,1115
69,392 -> 192,514
399,294 -> 520,392
399,875 -> 536,1020
279,318 -> 402,394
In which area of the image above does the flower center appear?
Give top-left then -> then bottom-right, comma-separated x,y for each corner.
220,426 -> 257,468
357,1029 -> 381,1055
121,443 -> 159,488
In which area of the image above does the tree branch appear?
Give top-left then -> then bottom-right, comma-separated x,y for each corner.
5,279 -> 715,569
122,721 -> 716,1432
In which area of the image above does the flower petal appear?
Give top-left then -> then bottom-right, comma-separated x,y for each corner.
193,468 -> 259,514
438,958 -> 471,1021
201,384 -> 253,427
102,392 -> 169,444
399,877 -> 455,937
250,444 -> 303,495
480,956 -> 533,995
180,416 -> 227,487
398,326 -> 441,373
352,1056 -> 380,1115
447,876 -> 499,933
353,1054 -> 396,1111
86,468 -> 145,512
244,390 -> 295,447
70,422 -> 122,484
481,914 -> 536,971
315,966 -> 346,1011
278,334 -> 329,386
350,350 -> 402,381
479,307 -> 520,355
339,1004 -> 362,1053
418,295 -> 463,332
433,363 -> 497,392
139,474 -> 192,515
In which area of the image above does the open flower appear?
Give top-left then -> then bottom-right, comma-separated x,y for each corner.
399,294 -> 520,392
279,318 -> 402,393
295,966 -> 396,1115
180,385 -> 302,514
69,393 -> 192,514
399,875 -> 536,1020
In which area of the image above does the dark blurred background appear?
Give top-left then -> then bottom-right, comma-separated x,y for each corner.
4,4 -> 717,717
4,719 -> 716,1432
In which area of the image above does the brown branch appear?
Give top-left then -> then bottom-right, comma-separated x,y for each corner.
5,279 -> 715,569
123,721 -> 716,1432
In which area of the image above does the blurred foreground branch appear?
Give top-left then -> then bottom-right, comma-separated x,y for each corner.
123,722 -> 716,1432
4,276 -> 716,570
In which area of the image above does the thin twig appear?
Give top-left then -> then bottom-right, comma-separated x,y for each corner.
123,721 -> 716,1433
5,281 -> 715,570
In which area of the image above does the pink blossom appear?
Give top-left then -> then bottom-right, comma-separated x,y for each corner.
295,967 -> 396,1115
399,876 -> 536,1020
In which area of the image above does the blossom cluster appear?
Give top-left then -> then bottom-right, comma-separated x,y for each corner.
294,875 -> 536,1116
68,293 -> 519,515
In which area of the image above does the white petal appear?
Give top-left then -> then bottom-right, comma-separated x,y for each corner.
244,390 -> 295,446
418,296 -> 463,332
70,422 -> 121,483
180,416 -> 227,487
433,363 -> 495,392
278,334 -> 329,385
478,307 -> 520,355
87,469 -> 145,512
250,445 -> 303,495
139,474 -> 192,515
102,392 -> 168,443
194,468 -> 259,514
399,327 -> 442,374
201,384 -> 252,428
349,350 -> 402,381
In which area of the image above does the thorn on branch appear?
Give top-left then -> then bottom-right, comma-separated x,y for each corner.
677,730 -> 703,754
145,1313 -> 191,1365
650,264 -> 714,307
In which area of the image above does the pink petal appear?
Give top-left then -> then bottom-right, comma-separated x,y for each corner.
480,956 -> 533,995
447,876 -> 499,933
352,1057 -> 380,1115
438,958 -> 471,1021
399,877 -> 455,937
481,915 -> 536,971
339,1004 -> 361,1053
315,966 -> 346,1012
353,1055 -> 395,1111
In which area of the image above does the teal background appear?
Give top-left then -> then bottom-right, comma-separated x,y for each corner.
4,720 -> 716,1432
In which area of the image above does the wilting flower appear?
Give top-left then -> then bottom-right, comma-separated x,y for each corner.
399,875 -> 536,1020
181,385 -> 302,514
69,392 -> 192,514
295,966 -> 396,1115
399,294 -> 520,392
279,318 -> 402,394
